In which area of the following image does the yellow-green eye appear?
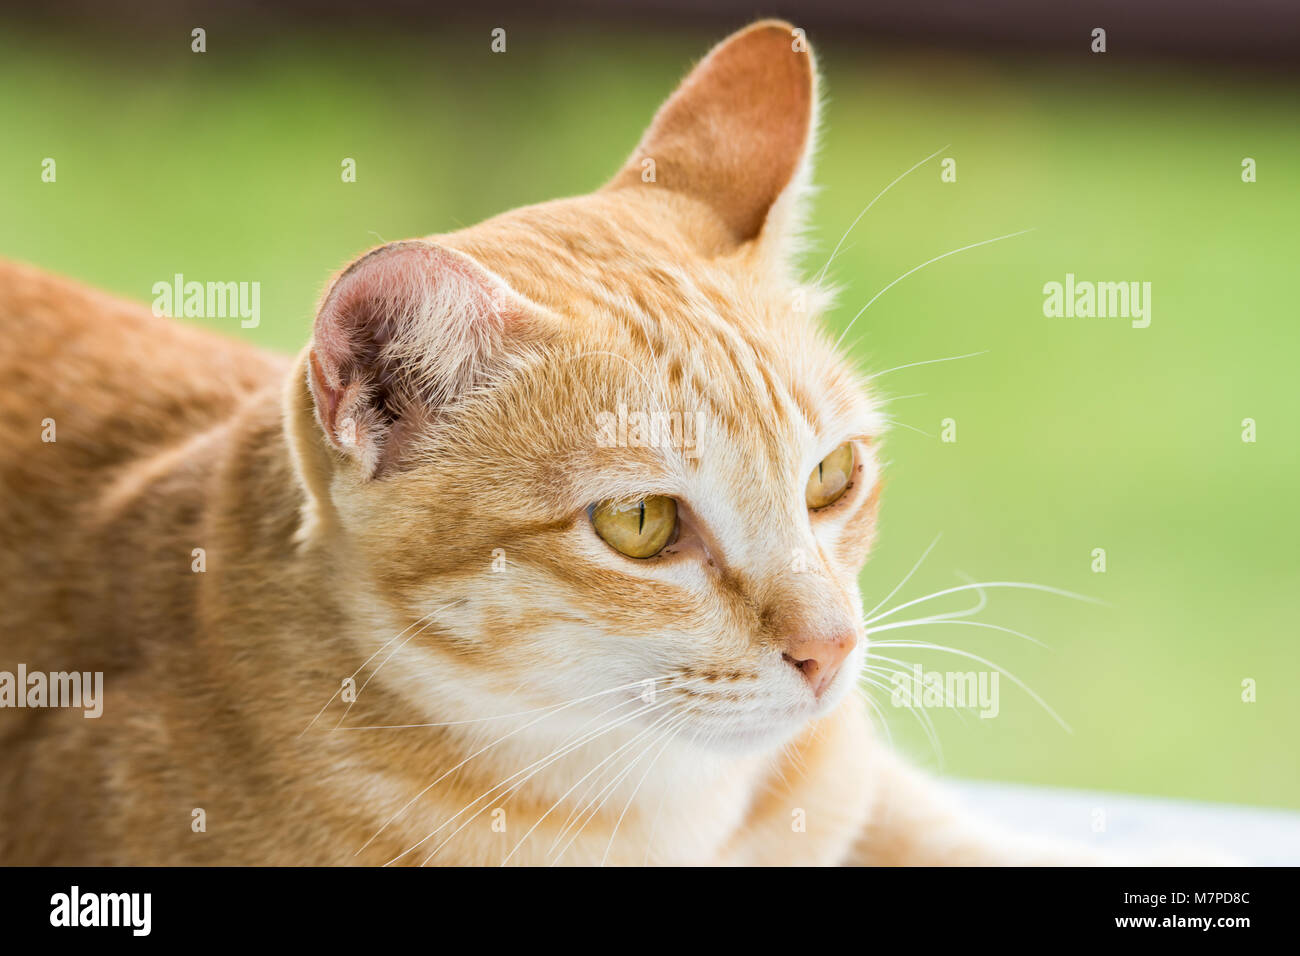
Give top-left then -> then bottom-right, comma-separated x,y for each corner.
591,496 -> 679,558
806,443 -> 854,509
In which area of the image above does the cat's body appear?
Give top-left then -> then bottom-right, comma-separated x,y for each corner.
0,21 -> 1094,865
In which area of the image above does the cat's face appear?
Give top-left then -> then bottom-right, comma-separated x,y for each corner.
297,21 -> 883,753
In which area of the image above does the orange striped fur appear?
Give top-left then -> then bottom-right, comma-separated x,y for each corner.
0,20 -> 1106,865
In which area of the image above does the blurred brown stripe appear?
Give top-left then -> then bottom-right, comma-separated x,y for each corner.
7,0 -> 1300,65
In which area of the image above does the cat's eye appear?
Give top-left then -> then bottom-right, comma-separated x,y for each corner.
806,443 -> 855,510
591,496 -> 679,559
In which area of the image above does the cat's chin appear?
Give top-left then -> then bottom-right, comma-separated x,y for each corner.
677,720 -> 805,756
680,680 -> 858,755
679,702 -> 842,756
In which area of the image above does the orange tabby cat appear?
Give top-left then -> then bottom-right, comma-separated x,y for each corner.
0,20 -> 1097,865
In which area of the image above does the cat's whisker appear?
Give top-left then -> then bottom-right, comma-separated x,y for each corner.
813,143 -> 950,286
860,668 -> 945,764
868,616 -> 1048,649
545,681 -> 674,759
546,728 -> 643,856
548,708 -> 690,860
405,693 -> 677,866
936,573 -> 989,619
524,704 -> 690,862
841,331 -> 872,360
424,689 -> 696,866
864,532 -> 942,621
406,678 -> 705,865
640,780 -> 670,868
355,673 -> 692,856
298,600 -> 460,737
833,228 -> 1037,352
866,655 -> 982,738
865,580 -> 1105,628
869,643 -> 1072,733
769,742 -> 795,792
332,614 -> 442,729
865,579 -> 991,637
883,419 -> 934,439
561,714 -> 687,867
300,611 -> 438,736
882,391 -> 929,402
864,657 -> 974,738
859,574 -> 1083,735
874,576 -> 989,628
867,349 -> 990,381
599,711 -> 693,867
336,670 -> 684,731
537,698 -> 689,854
854,685 -> 896,747
859,668 -> 944,767
545,709 -> 690,866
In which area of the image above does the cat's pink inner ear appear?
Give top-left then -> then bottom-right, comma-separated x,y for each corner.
606,19 -> 816,243
307,241 -> 509,477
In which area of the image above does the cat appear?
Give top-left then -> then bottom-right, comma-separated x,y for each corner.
0,19 -> 1104,865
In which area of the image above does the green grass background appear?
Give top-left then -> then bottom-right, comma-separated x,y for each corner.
2,22 -> 1296,807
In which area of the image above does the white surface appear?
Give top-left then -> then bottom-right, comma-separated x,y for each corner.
948,779 -> 1300,865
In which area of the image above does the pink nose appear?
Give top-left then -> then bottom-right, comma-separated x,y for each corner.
782,631 -> 857,696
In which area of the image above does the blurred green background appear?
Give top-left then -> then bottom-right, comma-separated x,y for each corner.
1,18 -> 1296,807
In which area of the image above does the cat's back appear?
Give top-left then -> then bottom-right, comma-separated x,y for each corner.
0,258 -> 287,657
0,258 -> 285,478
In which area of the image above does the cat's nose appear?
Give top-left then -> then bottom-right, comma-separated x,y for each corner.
782,631 -> 857,696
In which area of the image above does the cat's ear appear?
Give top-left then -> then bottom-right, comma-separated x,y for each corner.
605,19 -> 817,255
303,240 -> 521,479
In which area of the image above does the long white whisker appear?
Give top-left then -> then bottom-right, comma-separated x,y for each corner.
477,694 -> 694,866
409,693 -> 680,866
412,680 -> 706,866
599,712 -> 692,867
886,420 -> 934,438
854,685 -> 895,747
640,782 -> 670,868
868,350 -> 990,381
866,581 -> 1104,628
879,576 -> 988,626
335,672 -> 680,731
298,600 -> 459,737
868,616 -> 1048,648
814,143 -> 950,285
882,391 -> 930,402
545,709 -> 687,866
859,669 -> 943,766
833,228 -> 1036,351
864,532 -> 942,621
333,615 -> 442,729
869,643 -> 1072,733
356,673 -> 689,857
544,702 -> 685,857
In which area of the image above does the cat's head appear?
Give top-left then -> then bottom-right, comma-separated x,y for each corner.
290,21 -> 884,752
